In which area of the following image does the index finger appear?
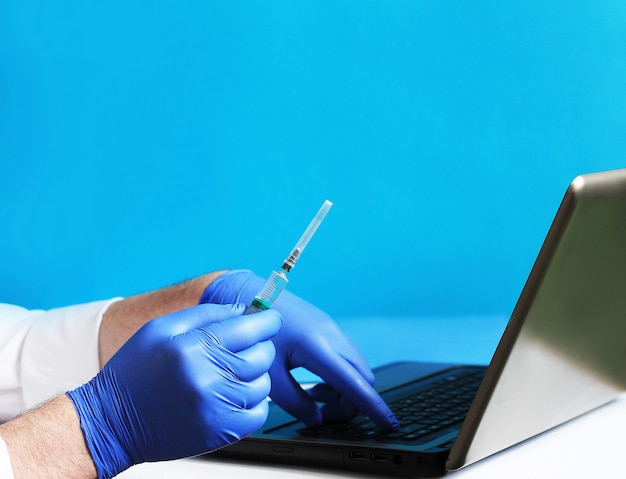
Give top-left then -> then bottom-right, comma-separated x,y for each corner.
307,354 -> 399,430
202,308 -> 283,353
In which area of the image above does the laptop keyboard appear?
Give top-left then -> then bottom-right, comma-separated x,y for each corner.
299,367 -> 486,444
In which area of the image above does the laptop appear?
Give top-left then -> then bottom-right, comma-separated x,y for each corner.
213,168 -> 626,477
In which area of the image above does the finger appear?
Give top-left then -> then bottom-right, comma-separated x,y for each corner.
269,362 -> 323,427
309,384 -> 360,417
309,384 -> 360,422
241,400 -> 270,435
308,383 -> 340,402
200,270 -> 262,306
306,354 -> 399,430
320,396 -> 361,423
225,340 -> 276,382
344,337 -> 376,385
338,393 -> 361,417
151,303 -> 246,337
221,373 -> 272,410
203,309 -> 283,353
211,399 -> 270,444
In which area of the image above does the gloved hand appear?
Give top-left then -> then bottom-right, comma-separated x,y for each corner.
67,303 -> 282,479
200,270 -> 399,431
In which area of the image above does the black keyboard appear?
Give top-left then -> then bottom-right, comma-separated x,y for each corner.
299,367 -> 485,443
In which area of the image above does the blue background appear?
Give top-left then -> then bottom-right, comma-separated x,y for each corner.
2,1 -> 625,336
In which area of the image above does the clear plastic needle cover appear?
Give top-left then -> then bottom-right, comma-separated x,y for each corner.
282,200 -> 333,272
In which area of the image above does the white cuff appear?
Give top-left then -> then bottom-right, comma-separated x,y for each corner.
0,434 -> 15,479
20,298 -> 122,410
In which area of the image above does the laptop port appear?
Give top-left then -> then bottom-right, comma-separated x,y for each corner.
371,453 -> 389,463
348,451 -> 367,461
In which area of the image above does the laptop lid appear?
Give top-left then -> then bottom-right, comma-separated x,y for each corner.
448,168 -> 626,469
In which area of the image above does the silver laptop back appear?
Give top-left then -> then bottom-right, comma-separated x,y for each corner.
448,169 -> 626,469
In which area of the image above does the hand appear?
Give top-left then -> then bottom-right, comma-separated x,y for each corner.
67,303 -> 282,479
200,270 -> 399,430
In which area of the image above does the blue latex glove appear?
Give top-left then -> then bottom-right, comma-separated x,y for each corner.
200,270 -> 399,431
67,303 -> 282,479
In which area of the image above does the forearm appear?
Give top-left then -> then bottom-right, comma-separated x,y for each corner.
0,395 -> 96,479
98,271 -> 227,366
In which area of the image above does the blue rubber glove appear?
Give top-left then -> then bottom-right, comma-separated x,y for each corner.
200,270 -> 399,431
67,303 -> 282,479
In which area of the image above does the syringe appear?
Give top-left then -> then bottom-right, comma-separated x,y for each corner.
244,200 -> 333,314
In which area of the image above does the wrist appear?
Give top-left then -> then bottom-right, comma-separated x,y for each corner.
0,395 -> 97,479
99,270 -> 229,367
67,375 -> 132,479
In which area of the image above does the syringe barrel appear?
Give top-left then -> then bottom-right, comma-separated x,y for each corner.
244,270 -> 289,315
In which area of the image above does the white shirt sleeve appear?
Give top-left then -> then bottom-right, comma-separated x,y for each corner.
0,434 -> 14,479
0,299 -> 122,422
